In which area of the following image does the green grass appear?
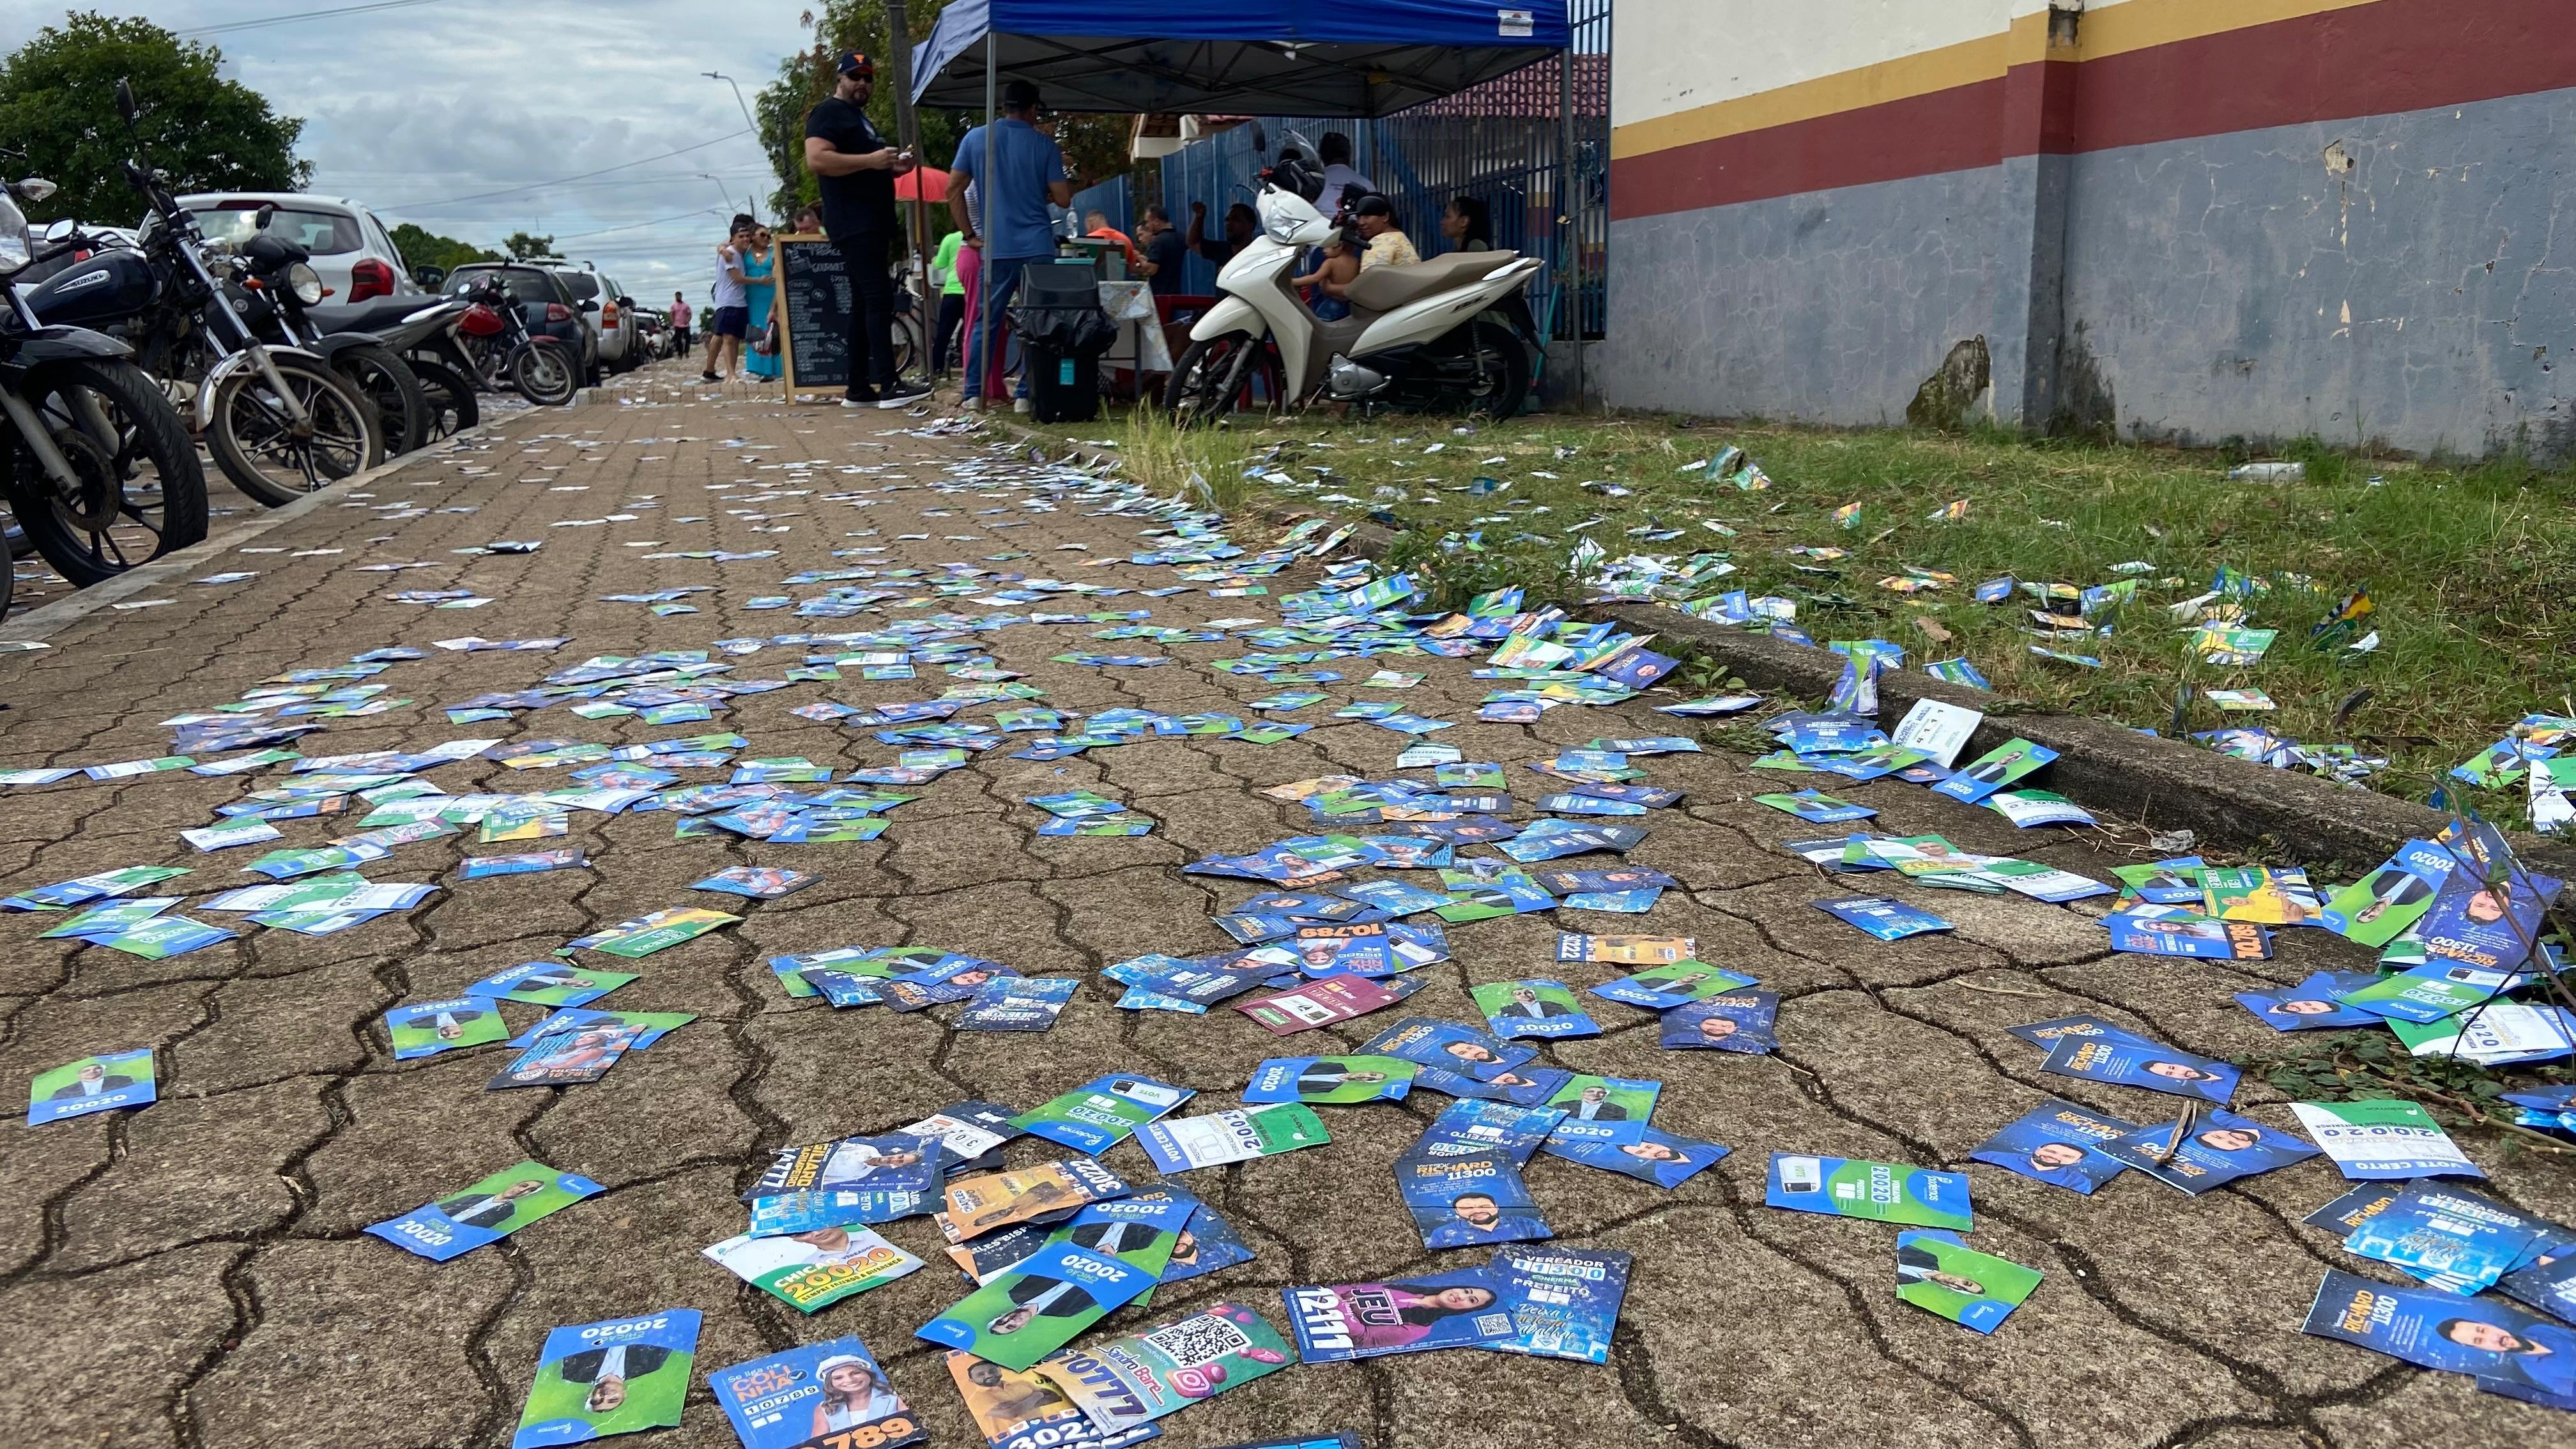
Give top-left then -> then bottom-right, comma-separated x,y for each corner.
1036,407 -> 2576,815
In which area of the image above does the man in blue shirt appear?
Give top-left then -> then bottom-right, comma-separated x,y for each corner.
948,79 -> 1072,411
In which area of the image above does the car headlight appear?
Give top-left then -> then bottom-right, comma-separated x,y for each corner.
286,261 -> 324,307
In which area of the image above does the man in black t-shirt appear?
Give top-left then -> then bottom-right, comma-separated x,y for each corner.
1137,204 -> 1186,297
802,50 -> 924,409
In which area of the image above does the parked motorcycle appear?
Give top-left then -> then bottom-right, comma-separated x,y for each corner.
226,208 -> 462,452
19,82 -> 383,506
0,174 -> 207,587
1165,125 -> 1544,425
453,272 -> 577,406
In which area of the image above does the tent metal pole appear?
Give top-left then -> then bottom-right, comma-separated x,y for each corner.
975,36 -> 999,404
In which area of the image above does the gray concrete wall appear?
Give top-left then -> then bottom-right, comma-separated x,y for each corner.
2060,85 -> 2576,459
1598,168 -> 2003,426
1602,85 -> 2576,459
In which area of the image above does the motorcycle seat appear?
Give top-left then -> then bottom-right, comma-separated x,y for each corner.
302,297 -> 446,335
1341,249 -> 1521,315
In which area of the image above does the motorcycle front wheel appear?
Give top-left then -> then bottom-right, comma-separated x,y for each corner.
3,356 -> 210,586
508,344 -> 578,406
332,342 -> 432,457
1162,332 -> 1280,429
208,353 -> 383,507
407,356 -> 479,441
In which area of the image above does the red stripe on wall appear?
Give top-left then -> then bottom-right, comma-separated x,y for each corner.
1613,0 -> 2576,221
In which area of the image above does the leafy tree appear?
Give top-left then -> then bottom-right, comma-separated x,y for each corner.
0,12 -> 310,225
502,231 -> 555,261
388,222 -> 499,274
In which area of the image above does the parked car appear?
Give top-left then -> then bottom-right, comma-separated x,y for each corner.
537,261 -> 641,372
167,192 -> 422,303
439,261 -> 597,385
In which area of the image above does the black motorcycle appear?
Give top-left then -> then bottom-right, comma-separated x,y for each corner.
0,174 -> 206,587
226,211 -> 438,454
19,82 -> 381,507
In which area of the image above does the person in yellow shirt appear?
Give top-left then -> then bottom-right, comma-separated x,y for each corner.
1353,195 -> 1419,269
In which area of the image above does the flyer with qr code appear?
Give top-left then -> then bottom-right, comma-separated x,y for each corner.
1032,1301 -> 1294,1432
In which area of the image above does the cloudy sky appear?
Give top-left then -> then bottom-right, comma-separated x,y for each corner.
1,0 -> 825,295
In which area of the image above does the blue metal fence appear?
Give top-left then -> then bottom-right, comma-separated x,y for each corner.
1149,0 -> 1609,339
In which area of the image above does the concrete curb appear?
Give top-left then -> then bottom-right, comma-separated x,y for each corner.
1295,512 -> 2576,875
0,413 -> 521,645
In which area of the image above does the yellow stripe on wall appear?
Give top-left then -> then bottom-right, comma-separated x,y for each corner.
1611,0 -> 2389,161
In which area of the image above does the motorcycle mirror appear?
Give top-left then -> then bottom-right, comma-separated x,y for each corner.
1248,121 -> 1267,157
115,79 -> 138,125
413,265 -> 447,289
254,202 -> 277,230
17,177 -> 56,204
40,218 -> 73,242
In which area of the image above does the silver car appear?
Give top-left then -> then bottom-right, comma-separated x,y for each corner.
539,262 -> 642,371
172,192 -> 423,302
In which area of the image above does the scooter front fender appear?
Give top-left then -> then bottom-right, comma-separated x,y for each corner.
1188,295 -> 1269,345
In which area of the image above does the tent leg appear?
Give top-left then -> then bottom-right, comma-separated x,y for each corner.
1560,48 -> 1579,411
979,36 -> 999,403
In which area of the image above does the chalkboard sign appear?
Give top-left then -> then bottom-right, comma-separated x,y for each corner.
774,233 -> 849,397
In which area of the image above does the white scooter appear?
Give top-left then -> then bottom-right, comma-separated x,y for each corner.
1165,126 -> 1547,426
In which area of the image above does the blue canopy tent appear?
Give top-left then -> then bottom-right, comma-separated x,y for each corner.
914,0 -> 1575,407
910,1 -> 1572,116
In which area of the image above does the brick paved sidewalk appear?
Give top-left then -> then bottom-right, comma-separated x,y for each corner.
0,369 -> 2563,1449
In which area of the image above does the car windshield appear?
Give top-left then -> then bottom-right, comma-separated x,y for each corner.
447,268 -> 558,305
191,206 -> 360,255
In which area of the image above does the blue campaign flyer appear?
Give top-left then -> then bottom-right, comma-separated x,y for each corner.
367,1160 -> 605,1261
1468,979 -> 1601,1041
1931,739 -> 2058,805
2039,1033 -> 2239,1103
1412,1098 -> 1567,1165
2303,1269 -> 2576,1399
1485,1245 -> 1634,1363
512,1310 -> 702,1449
1970,1100 -> 2139,1193
2234,972 -> 2384,1031
1010,1075 -> 1195,1154
709,1335 -> 923,1449
387,997 -> 509,1061
1541,1122 -> 1728,1188
2320,839 -> 2455,946
1282,1266 -> 1518,1361
1659,992 -> 1778,1053
26,1048 -> 157,1125
1765,1153 -> 1972,1230
1588,962 -> 1760,1011
1813,896 -> 1954,940
2414,862 -> 2561,975
1545,1075 -> 1661,1126
1396,1147 -> 1552,1249
2094,1108 -> 2320,1195
2006,1015 -> 2152,1050
1895,1230 -> 2042,1336
1359,1016 -> 1539,1080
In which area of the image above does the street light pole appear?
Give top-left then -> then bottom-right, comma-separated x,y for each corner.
704,70 -> 767,218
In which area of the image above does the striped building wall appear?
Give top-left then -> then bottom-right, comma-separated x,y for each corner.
1602,0 -> 2576,458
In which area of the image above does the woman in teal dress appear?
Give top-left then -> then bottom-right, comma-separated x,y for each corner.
743,226 -> 781,381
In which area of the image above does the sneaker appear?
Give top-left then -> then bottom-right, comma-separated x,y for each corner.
841,388 -> 881,409
698,372 -> 719,383
960,396 -> 985,413
1013,397 -> 1034,415
874,380 -> 930,410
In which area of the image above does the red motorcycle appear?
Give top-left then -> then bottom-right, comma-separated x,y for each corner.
456,274 -> 577,406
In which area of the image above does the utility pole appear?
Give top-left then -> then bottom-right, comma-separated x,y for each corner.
882,0 -> 932,292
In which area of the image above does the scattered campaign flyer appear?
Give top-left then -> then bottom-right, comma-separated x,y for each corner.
487,1025 -> 645,1089
2039,1033 -> 2239,1103
1547,1075 -> 1660,1125
703,1226 -> 923,1313
1468,979 -> 1601,1040
563,905 -> 739,958
2321,840 -> 2456,946
747,1133 -> 942,1204
1397,1146 -> 1551,1249
946,1353 -> 1142,1449
1138,1103 -> 1330,1172
1011,1075 -> 1195,1154
958,977 -> 1080,1032
2302,1269 -> 2576,1399
512,1310 -> 700,1449
692,866 -> 816,899
1234,974 -> 1426,1033
713,1337 -> 923,1449
26,1048 -> 157,1125
2094,1108 -> 2320,1195
1542,1122 -> 1728,1188
1970,1101 -> 2138,1194
1813,896 -> 1953,940
1411,1098 -> 1566,1165
916,1239 -> 1165,1370
1890,698 -> 1983,769
2234,972 -> 2384,1031
1589,962 -> 1760,1011
468,961 -> 639,1008
1282,1268 -> 1517,1361
1484,1245 -> 1633,1363
1896,1230 -> 2041,1335
1243,1056 -> 1416,1104
1360,1017 -> 1538,1080
1765,1153 -> 1972,1230
458,849 -> 586,880
387,997 -> 507,1060
2289,1100 -> 2483,1181
367,1160 -> 604,1260
1931,739 -> 2056,804
2415,851 -> 2559,974
942,1160 -> 1132,1238
1031,1301 -> 1295,1433
1660,992 -> 1779,1053
1753,790 -> 1877,824
1554,932 -> 1693,965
